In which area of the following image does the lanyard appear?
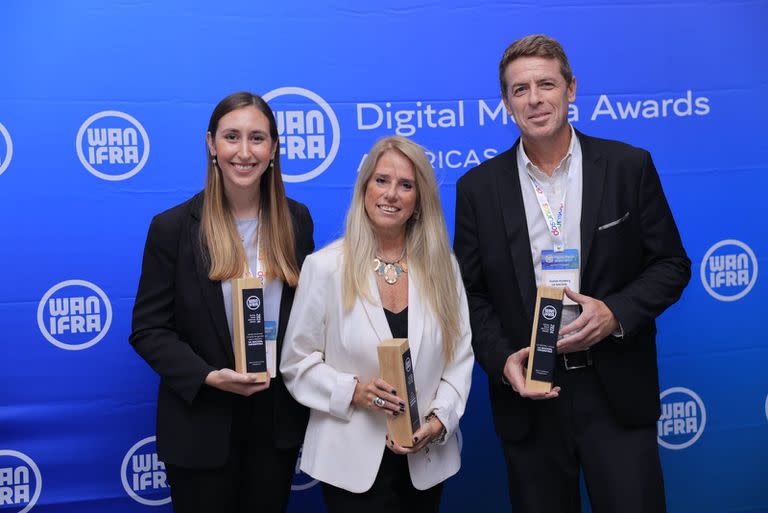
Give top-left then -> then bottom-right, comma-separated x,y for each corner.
241,221 -> 266,285
527,161 -> 571,253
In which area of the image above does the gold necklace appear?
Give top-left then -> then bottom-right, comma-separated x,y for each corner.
373,247 -> 408,285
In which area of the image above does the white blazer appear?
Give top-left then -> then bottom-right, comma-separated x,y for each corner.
280,240 -> 474,492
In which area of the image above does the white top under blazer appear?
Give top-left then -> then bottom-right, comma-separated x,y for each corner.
280,240 -> 474,492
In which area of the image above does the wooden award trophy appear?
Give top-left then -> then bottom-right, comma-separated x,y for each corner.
232,277 -> 268,382
525,287 -> 564,393
377,339 -> 420,447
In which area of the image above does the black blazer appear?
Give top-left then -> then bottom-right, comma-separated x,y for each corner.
130,191 -> 314,467
454,131 -> 690,442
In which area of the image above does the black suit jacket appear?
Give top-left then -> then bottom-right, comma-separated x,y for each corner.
454,131 -> 690,442
130,191 -> 314,467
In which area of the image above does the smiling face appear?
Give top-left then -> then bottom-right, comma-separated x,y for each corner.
206,105 -> 276,195
502,56 -> 576,146
364,149 -> 418,240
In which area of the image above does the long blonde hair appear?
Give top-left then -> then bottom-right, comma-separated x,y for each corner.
200,92 -> 299,286
342,136 -> 460,363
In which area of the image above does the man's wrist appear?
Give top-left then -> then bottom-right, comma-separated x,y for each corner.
204,370 -> 219,387
502,352 -> 517,386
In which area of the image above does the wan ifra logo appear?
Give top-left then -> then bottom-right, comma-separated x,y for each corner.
657,387 -> 706,450
0,450 -> 42,513
263,87 -> 340,183
121,436 -> 171,506
37,280 -> 112,350
76,110 -> 150,180
700,239 -> 757,301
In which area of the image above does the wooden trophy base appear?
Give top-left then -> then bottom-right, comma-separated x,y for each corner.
378,338 -> 420,447
525,286 -> 564,393
232,277 -> 268,382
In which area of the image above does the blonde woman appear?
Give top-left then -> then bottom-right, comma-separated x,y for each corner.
130,92 -> 314,513
281,136 -> 473,513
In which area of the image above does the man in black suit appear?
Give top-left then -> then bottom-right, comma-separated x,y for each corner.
454,34 -> 690,512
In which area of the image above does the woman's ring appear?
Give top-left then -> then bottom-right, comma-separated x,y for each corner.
373,397 -> 386,408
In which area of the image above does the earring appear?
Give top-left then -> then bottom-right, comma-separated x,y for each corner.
269,159 -> 274,169
212,156 -> 218,167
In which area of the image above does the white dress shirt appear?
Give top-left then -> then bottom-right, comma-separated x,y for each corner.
516,125 -> 582,327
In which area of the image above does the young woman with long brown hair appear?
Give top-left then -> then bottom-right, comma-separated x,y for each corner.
130,91 -> 314,512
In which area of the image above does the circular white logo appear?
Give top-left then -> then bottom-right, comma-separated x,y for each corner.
291,446 -> 319,491
262,87 -> 340,183
0,122 -> 13,177
37,280 -> 113,351
657,387 -> 706,450
542,305 -> 557,320
246,295 -> 261,311
700,239 -> 758,301
76,110 -> 150,181
121,436 -> 171,506
404,356 -> 412,373
0,450 -> 42,513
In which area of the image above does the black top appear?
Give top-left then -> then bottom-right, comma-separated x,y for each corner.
383,307 -> 408,339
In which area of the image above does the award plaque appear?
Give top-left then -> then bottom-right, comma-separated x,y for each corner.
525,286 -> 564,393
232,277 -> 268,382
377,338 -> 420,447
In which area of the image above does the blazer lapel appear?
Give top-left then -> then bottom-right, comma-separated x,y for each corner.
577,132 -> 607,277
406,266 -> 424,368
361,272 -> 393,345
189,199 -> 235,365
276,284 -> 294,349
496,143 -> 537,321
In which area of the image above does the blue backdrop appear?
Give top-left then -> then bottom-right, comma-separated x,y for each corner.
1,1 -> 767,511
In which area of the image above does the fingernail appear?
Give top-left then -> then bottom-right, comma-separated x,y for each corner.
393,411 -> 399,416
390,440 -> 394,446
391,389 -> 397,394
399,401 -> 405,408
413,436 -> 419,443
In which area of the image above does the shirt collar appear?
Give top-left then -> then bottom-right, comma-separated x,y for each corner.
517,125 -> 578,181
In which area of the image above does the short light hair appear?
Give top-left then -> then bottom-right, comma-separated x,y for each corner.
499,34 -> 573,96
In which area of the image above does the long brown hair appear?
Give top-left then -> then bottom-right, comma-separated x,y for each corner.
201,92 -> 299,286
